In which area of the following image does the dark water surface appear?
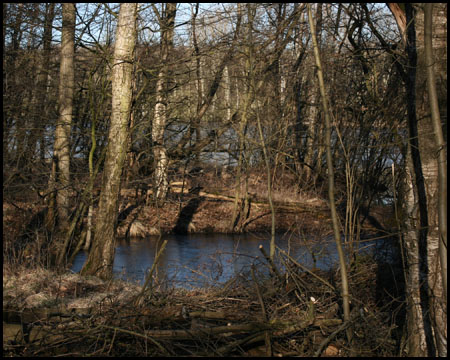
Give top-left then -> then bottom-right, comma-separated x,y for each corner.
71,233 -> 382,288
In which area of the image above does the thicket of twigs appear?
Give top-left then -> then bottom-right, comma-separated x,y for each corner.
4,245 -> 403,357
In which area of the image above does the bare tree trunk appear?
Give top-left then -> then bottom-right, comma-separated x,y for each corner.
224,65 -> 232,124
389,4 -> 447,355
55,2 -> 75,226
424,2 -> 447,300
229,103 -> 249,233
398,5 -> 431,355
303,3 -> 322,183
84,89 -> 98,252
152,3 -> 177,202
52,3 -> 75,265
423,4 -> 447,355
229,4 -> 249,234
256,108 -> 276,259
307,3 -> 351,341
29,3 -> 54,161
81,3 -> 138,280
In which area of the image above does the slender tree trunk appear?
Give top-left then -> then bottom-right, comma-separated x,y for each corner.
229,103 -> 249,233
424,2 -> 447,299
29,3 -> 54,161
84,78 -> 98,251
81,3 -> 138,280
37,4 -> 55,227
256,108 -> 276,259
292,12 -> 308,175
224,65 -> 232,124
401,5 -> 431,355
152,3 -> 177,202
229,4 -> 250,233
307,3 -> 351,340
303,3 -> 322,183
52,3 -> 75,265
423,4 -> 447,355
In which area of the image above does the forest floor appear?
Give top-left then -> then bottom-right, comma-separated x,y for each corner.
3,250 -> 402,357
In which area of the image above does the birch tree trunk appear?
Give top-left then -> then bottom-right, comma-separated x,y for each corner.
422,4 -> 447,356
152,3 -> 176,202
388,3 -> 447,356
81,3 -> 138,280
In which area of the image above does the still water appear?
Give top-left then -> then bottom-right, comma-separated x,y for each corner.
71,233 -> 380,288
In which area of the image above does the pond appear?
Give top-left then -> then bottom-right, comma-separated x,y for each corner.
71,233 -> 384,288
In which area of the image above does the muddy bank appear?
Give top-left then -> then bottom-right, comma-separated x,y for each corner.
116,169 -> 391,238
117,188 -> 332,238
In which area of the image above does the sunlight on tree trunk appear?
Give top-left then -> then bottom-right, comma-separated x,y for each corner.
54,3 -> 75,265
81,3 -> 138,280
152,3 -> 177,202
389,3 -> 447,355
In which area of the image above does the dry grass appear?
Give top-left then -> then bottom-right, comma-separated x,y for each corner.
3,253 -> 401,357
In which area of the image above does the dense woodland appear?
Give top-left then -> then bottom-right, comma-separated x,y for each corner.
3,3 -> 447,356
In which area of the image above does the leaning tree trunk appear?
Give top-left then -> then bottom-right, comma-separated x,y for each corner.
81,3 -> 138,280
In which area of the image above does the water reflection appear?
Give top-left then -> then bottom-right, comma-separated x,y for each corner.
71,233 -> 381,288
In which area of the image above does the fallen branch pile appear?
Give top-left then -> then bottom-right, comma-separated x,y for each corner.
4,248 -> 400,357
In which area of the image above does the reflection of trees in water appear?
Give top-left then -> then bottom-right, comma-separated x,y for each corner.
172,187 -> 203,234
74,234 -> 393,289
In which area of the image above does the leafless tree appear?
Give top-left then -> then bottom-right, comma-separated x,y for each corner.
82,3 -> 138,280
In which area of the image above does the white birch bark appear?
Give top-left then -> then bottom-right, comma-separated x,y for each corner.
82,3 -> 138,280
152,3 -> 176,202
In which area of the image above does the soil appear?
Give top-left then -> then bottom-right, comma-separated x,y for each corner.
117,190 -> 332,237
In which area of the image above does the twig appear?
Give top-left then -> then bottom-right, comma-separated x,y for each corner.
107,328 -> 116,355
277,246 -> 335,291
213,331 -> 266,356
133,239 -> 168,306
313,318 -> 352,357
258,245 -> 283,282
98,324 -> 171,356
251,265 -> 272,356
278,253 -> 306,295
144,322 -> 271,340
